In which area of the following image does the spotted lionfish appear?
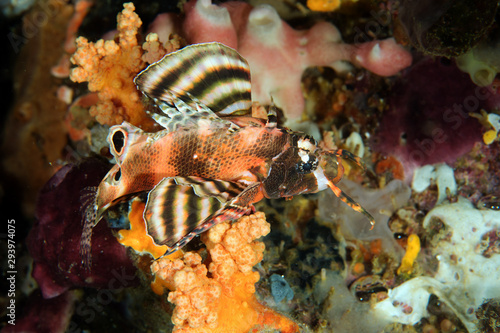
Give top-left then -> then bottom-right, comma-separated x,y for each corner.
80,43 -> 375,267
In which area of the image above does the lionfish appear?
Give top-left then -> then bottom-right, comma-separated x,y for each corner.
80,43 -> 375,267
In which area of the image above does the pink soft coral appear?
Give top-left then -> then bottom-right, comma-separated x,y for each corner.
182,0 -> 412,119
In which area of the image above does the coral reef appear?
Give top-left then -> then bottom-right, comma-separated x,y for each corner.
141,32 -> 184,65
412,163 -> 457,205
314,270 -> 391,332
374,198 -> 500,332
472,108 -> 500,145
68,2 -> 186,131
374,155 -> 405,182
371,58 -> 486,181
306,0 -> 341,12
181,0 -> 411,120
117,200 -> 170,258
319,179 -> 411,254
51,0 -> 93,79
1,0 -> 36,17
270,274 -> 294,303
453,141 -> 500,206
456,47 -> 499,87
456,25 -> 500,87
476,299 -> 500,333
4,0 -> 500,332
27,159 -> 138,299
150,212 -> 300,332
397,234 -> 420,275
70,3 -> 154,129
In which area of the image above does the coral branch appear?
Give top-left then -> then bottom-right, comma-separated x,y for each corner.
150,212 -> 299,333
69,3 -> 154,128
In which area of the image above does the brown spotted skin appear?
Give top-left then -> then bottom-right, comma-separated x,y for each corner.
95,119 -> 289,214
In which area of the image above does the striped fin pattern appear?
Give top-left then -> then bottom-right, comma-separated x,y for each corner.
144,176 -> 246,247
162,182 -> 261,255
134,43 -> 252,117
164,202 -> 254,256
147,92 -> 235,132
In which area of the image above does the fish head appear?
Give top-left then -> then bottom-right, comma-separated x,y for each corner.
262,135 -> 325,198
93,122 -> 150,220
79,124 -> 137,268
93,164 -> 124,221
262,133 -> 375,227
79,164 -> 124,235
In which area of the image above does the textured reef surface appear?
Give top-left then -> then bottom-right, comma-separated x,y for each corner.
1,0 -> 500,332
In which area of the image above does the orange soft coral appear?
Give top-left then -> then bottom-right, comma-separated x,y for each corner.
202,214 -> 269,294
151,212 -> 299,333
141,32 -> 185,65
152,252 -> 221,328
70,3 -> 155,129
117,200 -> 170,259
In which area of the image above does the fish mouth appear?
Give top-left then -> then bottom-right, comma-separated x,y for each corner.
95,204 -> 110,223
96,190 -> 146,221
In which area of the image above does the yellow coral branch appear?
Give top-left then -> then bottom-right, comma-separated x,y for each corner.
307,0 -> 341,12
397,234 -> 421,275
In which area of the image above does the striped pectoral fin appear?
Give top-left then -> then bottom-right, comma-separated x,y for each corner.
163,182 -> 264,255
144,177 -> 253,253
134,42 -> 253,118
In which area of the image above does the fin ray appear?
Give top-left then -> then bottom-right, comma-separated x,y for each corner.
151,94 -> 235,132
144,177 -> 247,247
135,42 -> 252,117
162,182 -> 262,255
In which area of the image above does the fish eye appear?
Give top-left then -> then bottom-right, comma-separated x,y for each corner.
114,168 -> 122,182
112,130 -> 125,154
296,155 -> 318,174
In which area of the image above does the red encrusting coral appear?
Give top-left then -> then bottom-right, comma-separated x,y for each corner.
375,155 -> 406,181
27,159 -> 138,299
371,58 -> 487,181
